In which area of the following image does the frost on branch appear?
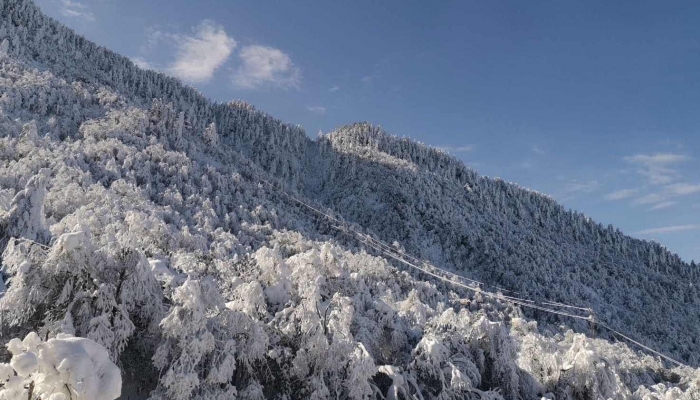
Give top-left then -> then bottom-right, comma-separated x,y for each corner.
203,121 -> 218,146
0,332 -> 121,400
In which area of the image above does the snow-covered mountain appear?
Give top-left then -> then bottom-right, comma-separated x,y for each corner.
0,0 -> 699,399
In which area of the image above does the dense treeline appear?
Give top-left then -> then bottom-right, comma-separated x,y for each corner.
315,123 -> 700,364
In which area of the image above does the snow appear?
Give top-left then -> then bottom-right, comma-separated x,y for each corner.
0,38 -> 8,57
22,120 -> 38,141
149,257 -> 175,278
6,338 -> 24,355
377,365 -> 406,400
9,351 -> 38,377
55,230 -> 86,252
44,335 -> 122,400
0,333 -> 121,400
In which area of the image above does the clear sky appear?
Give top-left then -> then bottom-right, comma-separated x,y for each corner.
35,0 -> 700,262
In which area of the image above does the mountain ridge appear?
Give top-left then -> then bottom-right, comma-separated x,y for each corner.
1,0 -> 693,267
2,0 -> 699,362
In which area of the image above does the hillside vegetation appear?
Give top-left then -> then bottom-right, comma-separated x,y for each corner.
1,1 -> 699,399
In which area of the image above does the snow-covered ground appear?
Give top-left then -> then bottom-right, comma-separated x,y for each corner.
0,0 -> 699,398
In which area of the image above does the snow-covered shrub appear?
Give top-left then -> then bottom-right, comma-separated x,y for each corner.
0,226 -> 164,360
151,278 -> 268,400
0,332 -> 121,400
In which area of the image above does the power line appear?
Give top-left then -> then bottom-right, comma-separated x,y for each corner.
266,178 -> 589,313
263,178 -> 590,315
258,176 -> 690,369
596,321 -> 686,368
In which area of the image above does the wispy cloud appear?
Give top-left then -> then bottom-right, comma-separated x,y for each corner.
131,57 -> 154,70
167,21 -> 236,83
140,26 -> 166,54
636,224 -> 700,235
633,192 -> 666,205
605,188 -> 638,201
647,201 -> 676,211
666,183 -> 700,196
629,182 -> 700,206
361,75 -> 375,83
232,45 -> 301,89
620,152 -> 698,209
564,179 -> 599,194
624,153 -> 690,185
532,145 -> 545,155
625,153 -> 690,165
60,0 -> 94,21
437,145 -> 474,154
328,86 -> 340,92
306,106 -> 326,115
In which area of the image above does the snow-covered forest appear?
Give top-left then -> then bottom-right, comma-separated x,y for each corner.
0,0 -> 699,398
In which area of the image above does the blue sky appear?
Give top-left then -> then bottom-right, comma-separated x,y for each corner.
36,0 -> 700,262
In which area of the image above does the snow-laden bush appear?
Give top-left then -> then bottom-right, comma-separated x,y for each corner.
0,332 -> 121,400
150,277 -> 268,400
0,225 -> 164,360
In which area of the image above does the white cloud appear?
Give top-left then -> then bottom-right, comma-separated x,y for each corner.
306,106 -> 326,115
232,45 -> 300,89
624,153 -> 690,185
648,201 -> 676,211
361,75 -> 375,83
139,25 -> 298,89
60,0 -> 94,21
636,224 -> 700,235
532,145 -> 545,155
604,188 -> 637,201
167,21 -> 236,83
328,86 -> 340,92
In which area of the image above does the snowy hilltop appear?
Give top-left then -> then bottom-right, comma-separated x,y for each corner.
1,0 -> 699,399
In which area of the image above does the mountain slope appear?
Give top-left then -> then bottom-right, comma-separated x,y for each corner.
0,1 -> 699,399
307,123 -> 700,365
